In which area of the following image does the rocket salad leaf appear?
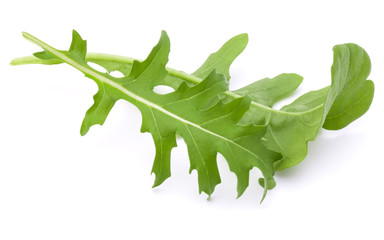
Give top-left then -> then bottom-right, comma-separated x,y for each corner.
11,30 -> 374,201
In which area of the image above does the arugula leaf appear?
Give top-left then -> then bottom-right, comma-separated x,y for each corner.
11,30 -> 374,200
14,30 -> 281,201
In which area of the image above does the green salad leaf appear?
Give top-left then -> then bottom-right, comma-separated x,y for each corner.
11,30 -> 374,201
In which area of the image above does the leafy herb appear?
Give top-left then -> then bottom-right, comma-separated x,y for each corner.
11,30 -> 374,201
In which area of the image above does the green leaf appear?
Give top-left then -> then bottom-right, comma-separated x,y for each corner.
12,30 -> 374,200
17,30 -> 280,201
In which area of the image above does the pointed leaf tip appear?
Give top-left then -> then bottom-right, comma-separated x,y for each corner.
151,174 -> 162,188
22,31 -> 33,38
67,29 -> 87,63
71,30 -> 85,43
160,30 -> 168,37
236,189 -> 246,199
72,29 -> 80,36
21,32 -> 35,42
236,33 -> 248,43
259,177 -> 276,203
261,182 -> 268,204
160,30 -> 170,47
80,125 -> 89,136
192,32 -> 248,80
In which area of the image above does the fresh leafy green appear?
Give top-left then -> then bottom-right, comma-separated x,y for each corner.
11,30 -> 374,201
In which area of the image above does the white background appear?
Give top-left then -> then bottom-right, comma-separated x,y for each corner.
1,0 -> 383,239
